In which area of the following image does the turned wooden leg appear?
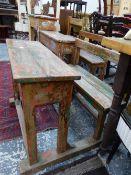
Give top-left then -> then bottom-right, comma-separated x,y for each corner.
93,110 -> 107,140
101,53 -> 131,150
21,85 -> 37,165
106,133 -> 121,164
57,83 -> 73,153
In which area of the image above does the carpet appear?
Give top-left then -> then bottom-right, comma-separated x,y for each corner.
41,155 -> 109,175
0,61 -> 58,142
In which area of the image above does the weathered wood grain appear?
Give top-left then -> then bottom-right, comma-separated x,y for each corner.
70,65 -> 113,110
69,64 -> 113,139
79,31 -> 103,42
28,15 -> 58,40
102,37 -> 131,56
39,31 -> 75,60
6,39 -> 80,83
67,16 -> 84,35
7,39 -> 82,170
76,38 -> 120,63
40,31 -> 75,43
80,50 -> 105,64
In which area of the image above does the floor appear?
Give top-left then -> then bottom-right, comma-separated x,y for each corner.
0,44 -> 131,175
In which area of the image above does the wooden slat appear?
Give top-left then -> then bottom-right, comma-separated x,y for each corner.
79,31 -> 103,43
20,136 -> 101,175
40,31 -> 75,43
6,39 -> 80,83
102,37 -> 131,56
28,14 -> 58,21
76,38 -> 120,63
69,65 -> 113,110
75,76 -> 112,110
70,65 -> 113,98
69,16 -> 83,27
80,49 -> 105,64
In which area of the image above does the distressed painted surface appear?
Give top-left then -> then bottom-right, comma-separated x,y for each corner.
80,50 -> 105,64
76,39 -> 120,63
6,39 -> 80,166
6,39 -> 80,83
39,31 -> 75,60
0,44 -> 130,175
0,98 -> 130,175
40,31 -> 75,43
18,81 -> 73,165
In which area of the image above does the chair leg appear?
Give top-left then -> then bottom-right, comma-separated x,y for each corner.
99,63 -> 107,80
99,67 -> 105,80
93,110 -> 107,140
106,133 -> 121,164
105,61 -> 110,78
90,65 -> 96,75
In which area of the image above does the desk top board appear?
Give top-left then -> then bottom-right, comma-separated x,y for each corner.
102,37 -> 131,56
6,39 -> 80,83
40,31 -> 75,43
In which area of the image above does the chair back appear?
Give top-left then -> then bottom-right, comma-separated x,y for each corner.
111,17 -> 131,37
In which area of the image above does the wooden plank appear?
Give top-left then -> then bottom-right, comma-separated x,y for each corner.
40,31 -> 75,43
75,93 -> 98,118
28,14 -> 58,21
20,136 -> 101,175
102,37 -> 131,56
80,49 -> 105,64
74,75 -> 112,110
6,39 -> 80,83
76,39 -> 120,63
79,31 -> 103,43
69,65 -> 113,99
69,16 -> 83,27
39,32 -> 59,55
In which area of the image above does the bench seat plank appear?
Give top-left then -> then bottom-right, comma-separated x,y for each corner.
69,65 -> 113,110
80,49 -> 105,64
76,77 -> 112,110
70,65 -> 113,98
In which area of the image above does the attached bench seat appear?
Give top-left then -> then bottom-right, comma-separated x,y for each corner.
80,49 -> 106,80
70,64 -> 125,140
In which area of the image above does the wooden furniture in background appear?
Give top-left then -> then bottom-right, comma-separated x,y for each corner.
39,30 -> 75,61
110,17 -> 131,37
0,25 -> 10,42
79,31 -> 107,80
100,37 -> 131,153
67,16 -> 84,36
0,8 -> 18,42
70,38 -> 123,139
28,14 -> 58,40
7,39 -> 81,174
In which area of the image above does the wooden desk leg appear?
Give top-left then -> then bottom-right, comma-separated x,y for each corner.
100,53 -> 131,151
57,83 -> 73,153
21,85 -> 37,165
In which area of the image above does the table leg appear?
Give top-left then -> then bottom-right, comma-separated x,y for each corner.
21,85 -> 37,165
101,53 -> 131,151
57,83 -> 73,153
